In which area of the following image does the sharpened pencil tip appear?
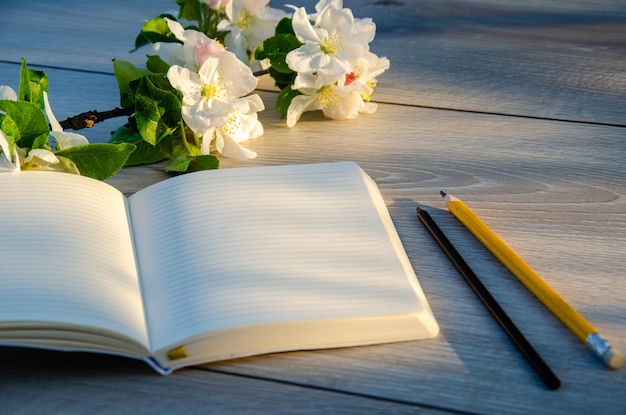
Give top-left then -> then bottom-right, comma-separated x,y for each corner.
440,191 -> 447,198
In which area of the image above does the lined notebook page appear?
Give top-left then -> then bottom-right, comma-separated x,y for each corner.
129,162 -> 425,352
0,172 -> 149,349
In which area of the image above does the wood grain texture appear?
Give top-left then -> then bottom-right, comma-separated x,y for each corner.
1,0 -> 626,414
2,0 -> 626,123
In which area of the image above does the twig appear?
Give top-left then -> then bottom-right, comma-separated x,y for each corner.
58,71 -> 269,131
59,106 -> 135,130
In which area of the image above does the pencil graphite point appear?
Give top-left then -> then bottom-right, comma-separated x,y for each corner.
440,190 -> 447,198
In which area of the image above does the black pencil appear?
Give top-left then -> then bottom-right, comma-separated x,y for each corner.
416,207 -> 561,390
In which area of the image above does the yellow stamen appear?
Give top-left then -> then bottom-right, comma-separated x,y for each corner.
317,85 -> 338,108
221,112 -> 242,138
361,81 -> 377,102
320,33 -> 343,55
201,76 -> 226,102
236,9 -> 252,29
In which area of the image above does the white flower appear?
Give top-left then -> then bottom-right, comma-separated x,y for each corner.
287,72 -> 370,127
217,0 -> 287,67
286,49 -> 389,127
286,2 -> 375,77
201,94 -> 264,160
43,92 -> 89,150
0,85 -> 18,101
348,50 -> 390,106
167,51 -> 264,160
144,18 -> 226,70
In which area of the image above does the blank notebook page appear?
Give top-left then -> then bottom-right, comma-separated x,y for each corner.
128,162 -> 424,352
0,172 -> 149,347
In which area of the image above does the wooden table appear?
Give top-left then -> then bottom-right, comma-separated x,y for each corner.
1,0 -> 625,413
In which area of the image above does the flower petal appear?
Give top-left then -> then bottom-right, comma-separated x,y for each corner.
0,85 -> 17,101
24,149 -> 59,164
215,131 -> 257,160
43,92 -> 63,132
51,131 -> 89,150
286,94 -> 320,128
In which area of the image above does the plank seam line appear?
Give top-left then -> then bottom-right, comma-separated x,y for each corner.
3,59 -> 624,129
374,101 -> 626,129
191,366 -> 483,415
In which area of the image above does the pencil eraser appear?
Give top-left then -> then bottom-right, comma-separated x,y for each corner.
604,348 -> 624,370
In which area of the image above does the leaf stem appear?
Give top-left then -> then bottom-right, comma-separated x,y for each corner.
179,120 -> 193,153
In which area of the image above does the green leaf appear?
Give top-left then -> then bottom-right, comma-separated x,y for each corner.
18,58 -> 48,110
56,143 -> 136,180
113,59 -> 147,108
133,14 -> 179,51
0,113 -> 18,153
268,67 -> 297,90
110,127 -> 174,166
275,87 -> 302,118
0,100 -> 49,149
133,76 -> 182,145
166,153 -> 219,173
146,55 -> 171,74
109,125 -> 142,144
255,34 -> 301,74
176,0 -> 202,23
275,17 -> 295,36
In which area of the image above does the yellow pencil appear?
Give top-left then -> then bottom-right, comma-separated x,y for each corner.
441,191 -> 623,370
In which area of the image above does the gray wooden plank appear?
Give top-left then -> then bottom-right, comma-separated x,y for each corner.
349,0 -> 626,125
2,62 -> 625,414
2,1 -> 626,413
2,0 -> 626,124
0,349 -> 455,415
110,95 -> 626,414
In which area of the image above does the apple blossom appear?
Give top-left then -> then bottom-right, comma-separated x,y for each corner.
146,18 -> 226,70
217,0 -> 286,67
286,2 -> 375,77
286,71 -> 372,128
167,50 -> 264,160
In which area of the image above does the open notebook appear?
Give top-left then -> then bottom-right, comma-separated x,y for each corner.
0,161 -> 439,374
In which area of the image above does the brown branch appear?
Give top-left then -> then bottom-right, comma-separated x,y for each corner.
253,69 -> 269,77
58,71 -> 268,131
59,106 -> 135,130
